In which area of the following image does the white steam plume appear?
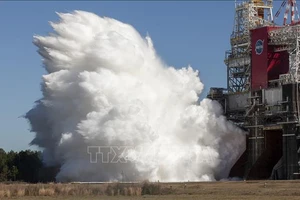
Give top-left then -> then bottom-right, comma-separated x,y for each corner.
26,10 -> 245,182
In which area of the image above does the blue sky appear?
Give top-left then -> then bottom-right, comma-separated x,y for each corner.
0,1 -> 283,151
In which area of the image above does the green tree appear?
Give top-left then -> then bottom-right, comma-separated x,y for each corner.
0,149 -> 7,181
6,151 -> 18,181
8,166 -> 18,181
0,148 -> 57,183
14,150 -> 42,182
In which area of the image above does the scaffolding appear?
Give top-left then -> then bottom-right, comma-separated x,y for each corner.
209,0 -> 300,180
269,25 -> 300,82
225,0 -> 274,93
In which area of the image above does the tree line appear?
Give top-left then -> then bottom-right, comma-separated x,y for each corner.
0,148 -> 58,183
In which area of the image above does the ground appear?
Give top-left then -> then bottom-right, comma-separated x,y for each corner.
2,180 -> 300,199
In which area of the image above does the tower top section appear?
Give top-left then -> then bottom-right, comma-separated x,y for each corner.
231,0 -> 274,47
225,0 -> 274,93
274,0 -> 300,25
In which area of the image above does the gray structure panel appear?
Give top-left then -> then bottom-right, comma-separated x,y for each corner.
228,93 -> 248,110
264,87 -> 282,105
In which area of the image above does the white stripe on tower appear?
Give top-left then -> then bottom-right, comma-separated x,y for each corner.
295,2 -> 300,21
284,1 -> 291,25
291,0 -> 295,24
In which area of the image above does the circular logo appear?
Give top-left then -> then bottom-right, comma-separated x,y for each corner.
255,39 -> 264,55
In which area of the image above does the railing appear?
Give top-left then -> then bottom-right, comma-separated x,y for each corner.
225,55 -> 251,68
279,73 -> 294,84
269,25 -> 300,45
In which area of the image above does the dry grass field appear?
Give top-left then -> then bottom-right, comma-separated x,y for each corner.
1,180 -> 300,199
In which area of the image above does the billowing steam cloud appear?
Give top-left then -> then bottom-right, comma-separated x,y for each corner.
26,10 -> 245,182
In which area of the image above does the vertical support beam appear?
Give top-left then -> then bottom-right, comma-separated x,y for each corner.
284,1 -> 291,25
282,125 -> 298,179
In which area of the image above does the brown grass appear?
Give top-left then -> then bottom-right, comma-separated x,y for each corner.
16,189 -> 25,197
38,188 -> 55,196
0,190 -> 11,198
1,180 -> 300,199
0,182 -> 144,198
0,190 -> 4,198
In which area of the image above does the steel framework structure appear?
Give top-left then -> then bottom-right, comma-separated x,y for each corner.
225,0 -> 273,93
208,0 -> 300,180
274,0 -> 300,25
269,25 -> 300,83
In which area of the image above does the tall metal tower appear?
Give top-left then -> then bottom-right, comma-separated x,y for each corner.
274,0 -> 300,25
208,0 -> 300,180
225,0 -> 274,93
270,0 -> 300,83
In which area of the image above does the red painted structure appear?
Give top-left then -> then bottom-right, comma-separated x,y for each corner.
267,51 -> 289,80
251,26 -> 289,91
